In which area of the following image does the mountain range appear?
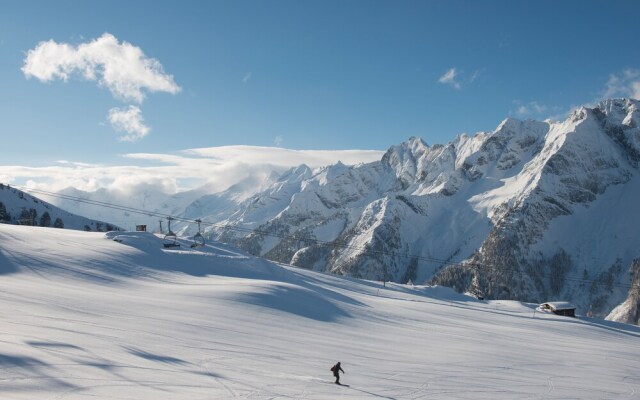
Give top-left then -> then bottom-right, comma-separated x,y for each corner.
43,98 -> 640,320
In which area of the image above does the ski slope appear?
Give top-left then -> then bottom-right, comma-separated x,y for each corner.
1,224 -> 639,399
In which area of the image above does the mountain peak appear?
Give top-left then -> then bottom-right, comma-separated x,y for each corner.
278,164 -> 312,182
380,136 -> 432,184
592,98 -> 639,127
382,136 -> 429,160
407,136 -> 428,147
498,116 -> 522,129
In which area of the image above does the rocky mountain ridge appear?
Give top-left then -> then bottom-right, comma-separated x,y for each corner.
192,98 -> 640,318
34,98 -> 640,321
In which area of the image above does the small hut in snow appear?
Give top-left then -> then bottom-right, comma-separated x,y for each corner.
538,302 -> 576,317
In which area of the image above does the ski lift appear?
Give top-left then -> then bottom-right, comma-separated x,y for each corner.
190,219 -> 206,248
163,217 -> 180,248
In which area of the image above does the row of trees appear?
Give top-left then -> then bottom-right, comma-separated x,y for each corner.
1,202 -> 116,231
0,201 -> 10,223
0,203 -> 65,228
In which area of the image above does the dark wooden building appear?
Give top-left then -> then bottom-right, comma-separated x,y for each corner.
539,302 -> 576,317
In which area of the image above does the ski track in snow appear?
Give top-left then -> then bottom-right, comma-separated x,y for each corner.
1,226 -> 640,399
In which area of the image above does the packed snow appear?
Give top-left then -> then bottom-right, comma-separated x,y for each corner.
1,224 -> 640,399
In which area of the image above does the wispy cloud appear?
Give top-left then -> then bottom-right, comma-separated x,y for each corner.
469,69 -> 483,83
543,67 -> 640,122
603,69 -> 640,100
6,148 -> 381,227
108,105 -> 150,142
498,34 -> 511,49
540,68 -> 640,122
515,101 -> 547,117
22,33 -> 181,103
438,67 -> 483,89
56,160 -> 103,168
0,146 -> 385,195
274,135 -> 284,146
242,72 -> 252,84
182,146 -> 384,170
438,68 -> 461,89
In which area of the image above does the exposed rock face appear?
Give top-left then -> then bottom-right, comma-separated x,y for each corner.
431,99 -> 640,316
606,260 -> 640,325
185,98 -> 640,319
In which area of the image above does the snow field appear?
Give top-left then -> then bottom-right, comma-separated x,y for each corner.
1,224 -> 640,399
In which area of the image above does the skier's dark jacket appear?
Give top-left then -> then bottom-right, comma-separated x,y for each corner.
331,362 -> 344,377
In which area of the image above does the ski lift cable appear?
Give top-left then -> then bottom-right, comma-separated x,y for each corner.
11,184 -> 640,291
14,185 -> 640,290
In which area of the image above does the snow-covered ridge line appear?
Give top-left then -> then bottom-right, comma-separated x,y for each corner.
188,98 -> 640,320
39,98 -> 640,321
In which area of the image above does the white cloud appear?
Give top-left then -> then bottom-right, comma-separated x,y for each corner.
108,106 -> 150,142
56,160 -> 102,167
515,101 -> 547,117
516,105 -> 528,116
0,147 -> 378,228
438,67 -> 483,89
603,69 -> 640,100
542,67 -> 640,122
182,146 -> 384,169
469,69 -> 483,83
438,68 -> 461,89
242,72 -> 252,84
0,146 -> 385,195
22,33 -> 181,103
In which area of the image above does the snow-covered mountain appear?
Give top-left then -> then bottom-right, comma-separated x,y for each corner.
51,172 -> 280,232
32,98 -> 640,319
2,224 -> 640,399
0,184 -> 119,231
189,98 -> 640,318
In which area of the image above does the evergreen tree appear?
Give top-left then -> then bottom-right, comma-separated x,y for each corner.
53,218 -> 64,229
18,209 -> 33,225
39,211 -> 51,227
0,202 -> 10,223
29,208 -> 37,225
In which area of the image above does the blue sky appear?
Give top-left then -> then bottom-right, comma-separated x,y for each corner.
1,0 -> 640,188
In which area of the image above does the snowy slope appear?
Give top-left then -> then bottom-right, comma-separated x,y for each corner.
187,99 -> 640,318
1,224 -> 640,399
0,184 -> 118,231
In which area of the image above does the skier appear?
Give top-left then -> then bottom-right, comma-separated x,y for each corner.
330,362 -> 345,384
